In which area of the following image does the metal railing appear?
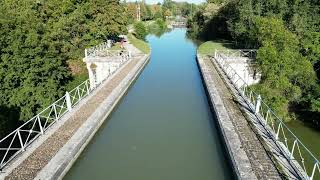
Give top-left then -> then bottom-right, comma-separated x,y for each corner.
0,79 -> 90,170
84,41 -> 130,60
0,44 -> 131,171
214,50 -> 319,180
97,50 -> 130,59
85,42 -> 109,57
215,49 -> 257,60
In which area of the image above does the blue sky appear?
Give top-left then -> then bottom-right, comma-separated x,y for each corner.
126,0 -> 205,5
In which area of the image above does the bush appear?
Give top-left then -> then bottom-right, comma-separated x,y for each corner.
155,18 -> 166,30
134,22 -> 148,40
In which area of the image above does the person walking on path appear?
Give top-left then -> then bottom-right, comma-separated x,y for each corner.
120,38 -> 124,49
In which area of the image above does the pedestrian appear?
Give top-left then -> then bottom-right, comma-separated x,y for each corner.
120,38 -> 124,49
253,69 -> 257,80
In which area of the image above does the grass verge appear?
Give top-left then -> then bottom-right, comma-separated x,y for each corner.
198,41 -> 234,56
127,34 -> 151,54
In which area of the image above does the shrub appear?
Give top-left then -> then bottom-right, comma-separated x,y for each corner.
134,22 -> 148,40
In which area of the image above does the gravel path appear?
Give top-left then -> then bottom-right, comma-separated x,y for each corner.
202,56 -> 282,179
5,56 -> 143,180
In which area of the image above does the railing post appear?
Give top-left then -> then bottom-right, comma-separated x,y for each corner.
107,40 -> 111,48
255,95 -> 261,114
276,122 -> 281,140
310,162 -> 319,180
85,80 -> 90,95
85,49 -> 88,58
37,115 -> 44,135
65,92 -> 73,111
214,50 -> 217,59
17,130 -> 25,151
249,90 -> 252,103
53,103 -> 58,120
290,140 -> 297,159
77,86 -> 81,100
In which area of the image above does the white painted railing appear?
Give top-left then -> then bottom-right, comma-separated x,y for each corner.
85,42 -> 110,58
214,49 -> 257,60
214,50 -> 319,180
97,50 -> 130,59
0,44 -> 130,171
0,79 -> 90,170
84,41 -> 130,60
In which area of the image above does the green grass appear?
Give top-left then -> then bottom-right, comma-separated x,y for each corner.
66,73 -> 89,92
198,41 -> 234,56
127,34 -> 151,54
109,43 -> 122,50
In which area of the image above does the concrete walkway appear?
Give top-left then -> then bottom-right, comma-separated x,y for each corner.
197,54 -> 282,179
2,44 -> 149,180
210,54 -> 304,179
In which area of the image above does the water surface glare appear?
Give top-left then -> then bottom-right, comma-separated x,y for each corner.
64,29 -> 233,180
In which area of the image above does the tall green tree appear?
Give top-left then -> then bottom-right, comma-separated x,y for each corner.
188,0 -> 320,124
253,17 -> 316,119
0,0 -> 128,132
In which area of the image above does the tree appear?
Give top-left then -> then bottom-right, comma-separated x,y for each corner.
253,17 -> 317,120
0,0 -> 128,131
163,0 -> 174,11
127,3 -> 137,22
164,9 -> 172,17
134,22 -> 147,40
188,0 -> 320,124
0,0 -> 71,121
207,0 -> 226,4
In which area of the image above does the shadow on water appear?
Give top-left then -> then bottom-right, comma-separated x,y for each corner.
64,28 -> 234,180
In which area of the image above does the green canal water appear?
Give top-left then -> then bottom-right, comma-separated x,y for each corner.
64,29 -> 233,180
287,121 -> 320,161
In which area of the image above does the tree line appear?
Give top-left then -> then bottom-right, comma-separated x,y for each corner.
0,0 -> 128,137
127,0 -> 196,40
188,0 -> 320,126
125,0 -> 196,23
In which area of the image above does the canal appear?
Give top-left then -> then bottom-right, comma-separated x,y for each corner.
64,29 -> 233,180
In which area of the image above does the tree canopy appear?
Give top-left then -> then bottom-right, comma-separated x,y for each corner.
188,0 -> 320,124
0,0 -> 128,136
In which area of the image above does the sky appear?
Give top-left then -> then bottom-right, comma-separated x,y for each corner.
126,0 -> 206,5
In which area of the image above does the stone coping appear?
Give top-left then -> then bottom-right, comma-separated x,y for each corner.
197,54 -> 257,179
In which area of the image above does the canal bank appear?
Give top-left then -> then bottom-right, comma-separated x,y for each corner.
35,54 -> 151,180
1,42 -> 150,180
64,29 -> 233,180
196,54 -> 282,179
196,54 -> 257,179
196,39 -> 320,179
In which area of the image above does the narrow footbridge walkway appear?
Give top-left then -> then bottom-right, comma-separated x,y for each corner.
0,41 -> 149,179
198,49 -> 320,180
